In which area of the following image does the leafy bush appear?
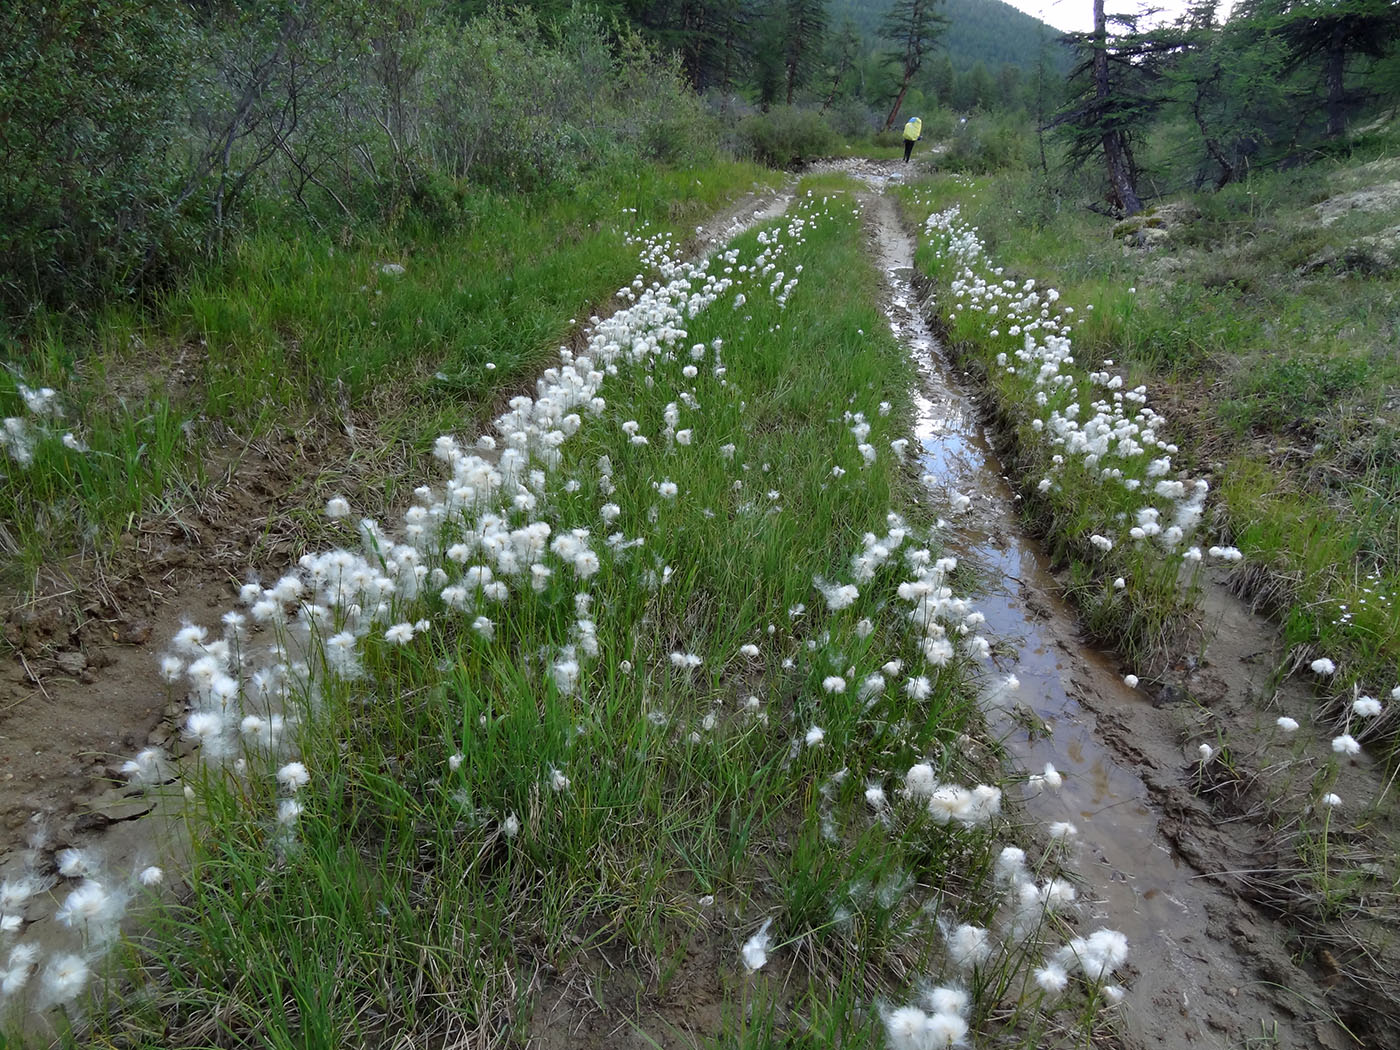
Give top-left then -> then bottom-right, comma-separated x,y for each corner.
0,1 -> 198,321
823,99 -> 881,139
0,2 -> 721,324
937,114 -> 1034,174
734,106 -> 838,167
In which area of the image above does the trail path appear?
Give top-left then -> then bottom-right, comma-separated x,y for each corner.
4,161 -> 1392,1049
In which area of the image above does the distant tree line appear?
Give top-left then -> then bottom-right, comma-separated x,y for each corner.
1056,0 -> 1400,215
0,0 -> 716,323
7,0 -> 1395,321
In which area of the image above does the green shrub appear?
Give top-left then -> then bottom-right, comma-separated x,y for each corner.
0,3 -> 722,325
0,1 -> 198,322
734,106 -> 839,168
937,114 -> 1034,174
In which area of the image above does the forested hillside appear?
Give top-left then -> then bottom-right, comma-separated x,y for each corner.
829,0 -> 1066,72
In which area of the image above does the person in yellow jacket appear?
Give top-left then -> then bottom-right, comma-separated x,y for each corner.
903,116 -> 923,163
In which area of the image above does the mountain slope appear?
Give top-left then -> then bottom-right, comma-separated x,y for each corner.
829,0 -> 1066,72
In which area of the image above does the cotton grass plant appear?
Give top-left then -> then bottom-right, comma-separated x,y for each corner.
4,186 -> 1129,1048
0,164 -> 776,585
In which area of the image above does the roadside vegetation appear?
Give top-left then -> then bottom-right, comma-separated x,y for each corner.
2,183 -> 1131,1050
898,117 -> 1400,747
0,163 -> 775,584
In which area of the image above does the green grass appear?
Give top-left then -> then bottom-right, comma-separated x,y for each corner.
3,184 -> 1121,1048
0,163 -> 779,586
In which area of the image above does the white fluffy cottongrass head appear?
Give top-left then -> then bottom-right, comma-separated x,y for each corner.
55,848 -> 100,879
1332,733 -> 1361,756
1054,928 -> 1129,982
1276,716 -> 1300,733
1310,657 -> 1336,676
741,918 -> 773,972
39,952 -> 89,1006
384,622 -> 416,645
944,923 -> 992,970
1034,963 -> 1069,994
804,726 -> 825,747
884,1005 -> 930,1050
1027,762 -> 1063,792
1353,695 -> 1383,718
277,762 -> 310,792
902,762 -> 937,800
883,1000 -> 968,1050
2,944 -> 39,997
822,675 -> 847,695
56,880 -> 124,938
994,846 -> 1027,884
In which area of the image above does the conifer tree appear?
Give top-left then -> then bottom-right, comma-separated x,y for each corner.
783,0 -> 828,103
820,20 -> 862,111
1054,0 -> 1164,214
1271,0 -> 1400,136
880,0 -> 948,129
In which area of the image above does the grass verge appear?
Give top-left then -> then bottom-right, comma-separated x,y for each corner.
0,164 -> 779,588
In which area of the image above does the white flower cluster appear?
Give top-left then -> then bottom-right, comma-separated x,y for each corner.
1,381 -> 85,466
922,206 -> 1235,574
1,197 -> 827,1019
881,845 -> 1126,1048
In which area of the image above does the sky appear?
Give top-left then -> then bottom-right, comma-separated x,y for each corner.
1000,0 -> 1236,34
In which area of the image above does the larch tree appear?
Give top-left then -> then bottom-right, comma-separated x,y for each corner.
783,0 -> 827,104
1053,0 -> 1166,215
880,0 -> 948,130
1272,0 -> 1400,137
819,20 -> 862,111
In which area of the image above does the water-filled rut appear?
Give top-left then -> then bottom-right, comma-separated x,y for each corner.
860,179 -> 1351,1050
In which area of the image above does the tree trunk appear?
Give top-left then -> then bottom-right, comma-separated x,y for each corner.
1093,0 -> 1143,215
885,76 -> 911,131
1325,22 -> 1347,137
